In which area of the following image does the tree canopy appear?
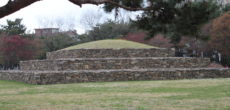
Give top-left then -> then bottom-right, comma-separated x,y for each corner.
0,18 -> 26,35
208,12 -> 230,56
133,0 -> 226,44
0,0 -> 229,44
83,20 -> 137,41
3,0 -> 227,18
0,0 -> 151,18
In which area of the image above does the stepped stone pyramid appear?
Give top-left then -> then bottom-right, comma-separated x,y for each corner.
0,48 -> 230,84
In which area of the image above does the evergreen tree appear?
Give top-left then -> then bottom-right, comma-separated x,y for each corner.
132,0 -> 223,44
86,20 -> 137,41
0,18 -> 26,35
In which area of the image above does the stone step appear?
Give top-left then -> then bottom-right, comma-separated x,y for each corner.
20,57 -> 210,71
1,68 -> 229,84
47,48 -> 175,59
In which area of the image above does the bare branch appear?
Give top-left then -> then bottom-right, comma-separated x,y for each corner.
0,0 -> 151,18
69,0 -> 151,11
0,0 -> 40,18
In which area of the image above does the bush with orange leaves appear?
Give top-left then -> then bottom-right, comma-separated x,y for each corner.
208,12 -> 230,56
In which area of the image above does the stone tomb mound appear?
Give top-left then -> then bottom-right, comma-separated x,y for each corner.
0,48 -> 230,84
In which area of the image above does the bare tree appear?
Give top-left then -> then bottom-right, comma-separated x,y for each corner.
37,16 -> 77,31
80,9 -> 104,30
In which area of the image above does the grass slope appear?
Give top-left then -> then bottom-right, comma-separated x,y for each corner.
63,39 -> 156,50
0,79 -> 230,110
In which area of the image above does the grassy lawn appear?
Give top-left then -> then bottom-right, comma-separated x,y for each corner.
0,79 -> 230,110
63,39 -> 156,50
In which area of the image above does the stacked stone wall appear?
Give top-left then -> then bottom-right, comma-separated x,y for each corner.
0,48 -> 229,85
47,48 -> 175,59
0,68 -> 230,84
20,57 -> 210,71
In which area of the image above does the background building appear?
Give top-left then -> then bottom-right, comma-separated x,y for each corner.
35,28 -> 77,37
35,28 -> 59,37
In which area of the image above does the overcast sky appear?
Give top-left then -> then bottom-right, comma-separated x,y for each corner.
0,0 -> 140,34
0,0 -> 107,34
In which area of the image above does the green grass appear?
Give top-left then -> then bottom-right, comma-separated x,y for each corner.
0,79 -> 230,110
63,39 -> 157,50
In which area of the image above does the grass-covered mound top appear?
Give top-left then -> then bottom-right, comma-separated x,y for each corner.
63,39 -> 157,50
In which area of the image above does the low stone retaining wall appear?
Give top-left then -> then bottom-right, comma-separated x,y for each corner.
47,48 -> 175,59
20,57 -> 210,70
1,68 -> 230,84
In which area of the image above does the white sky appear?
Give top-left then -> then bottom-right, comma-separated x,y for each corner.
0,0 -> 112,34
0,0 -> 141,34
